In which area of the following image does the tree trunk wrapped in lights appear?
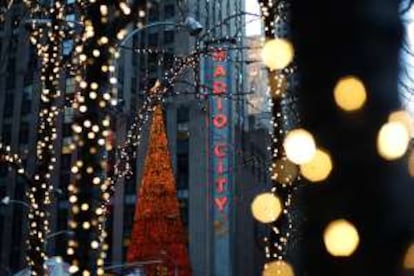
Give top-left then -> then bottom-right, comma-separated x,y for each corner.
127,104 -> 191,276
67,1 -> 147,275
25,2 -> 65,274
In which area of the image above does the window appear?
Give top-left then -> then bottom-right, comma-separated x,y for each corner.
176,154 -> 189,190
14,179 -> 26,201
55,207 -> 68,257
1,124 -> 11,144
6,56 -> 16,89
177,106 -> 189,123
19,122 -> 29,144
21,86 -> 32,115
131,77 -> 137,94
62,123 -> 72,137
59,172 -> 70,194
12,15 -> 20,29
65,78 -> 76,94
0,165 -> 8,177
60,154 -> 72,171
10,208 -> 23,269
148,33 -> 158,47
164,52 -> 175,70
63,40 -> 73,56
164,30 -> 175,44
3,92 -> 14,118
164,4 -> 175,18
148,3 -> 159,21
64,107 -> 74,123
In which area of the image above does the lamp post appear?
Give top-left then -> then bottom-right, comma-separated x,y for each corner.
103,259 -> 163,274
44,230 -> 74,254
118,16 -> 203,48
1,196 -> 30,209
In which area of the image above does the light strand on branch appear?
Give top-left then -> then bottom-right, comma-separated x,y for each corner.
0,143 -> 25,175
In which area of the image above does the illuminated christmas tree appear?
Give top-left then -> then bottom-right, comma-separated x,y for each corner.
127,103 -> 191,276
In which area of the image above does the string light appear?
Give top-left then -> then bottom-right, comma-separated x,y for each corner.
0,143 -> 25,174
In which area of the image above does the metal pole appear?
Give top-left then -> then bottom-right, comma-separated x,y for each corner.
118,21 -> 180,47
103,260 -> 163,271
1,198 -> 30,209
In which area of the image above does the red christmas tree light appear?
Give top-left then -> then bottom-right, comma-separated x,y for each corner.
127,103 -> 191,276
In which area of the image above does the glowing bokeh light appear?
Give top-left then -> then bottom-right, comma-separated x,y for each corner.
300,148 -> 333,182
334,76 -> 367,112
388,110 -> 413,136
263,260 -> 295,276
377,121 -> 410,160
261,38 -> 294,71
283,128 -> 316,165
323,219 -> 360,257
404,243 -> 414,269
251,193 -> 283,224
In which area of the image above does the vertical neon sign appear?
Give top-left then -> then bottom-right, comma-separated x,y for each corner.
207,48 -> 233,275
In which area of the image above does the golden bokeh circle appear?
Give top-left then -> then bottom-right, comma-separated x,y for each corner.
300,148 -> 333,182
251,193 -> 282,224
283,128 -> 316,165
262,260 -> 295,276
323,219 -> 360,257
261,38 -> 294,71
333,76 -> 367,112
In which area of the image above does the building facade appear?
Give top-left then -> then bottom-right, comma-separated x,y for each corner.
0,0 -> 270,274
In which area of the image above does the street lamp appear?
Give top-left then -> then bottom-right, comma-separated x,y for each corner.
0,196 -> 29,209
103,259 -> 163,274
23,18 -> 83,30
45,230 -> 74,241
118,16 -> 203,48
44,230 -> 74,253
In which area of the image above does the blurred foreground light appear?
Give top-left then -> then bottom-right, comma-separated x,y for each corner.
323,219 -> 360,257
404,243 -> 414,269
283,128 -> 316,165
271,158 -> 298,184
251,193 -> 282,224
300,148 -> 333,182
408,149 -> 414,177
388,110 -> 413,136
261,38 -> 294,71
377,121 -> 410,160
334,76 -> 367,112
263,260 -> 294,276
